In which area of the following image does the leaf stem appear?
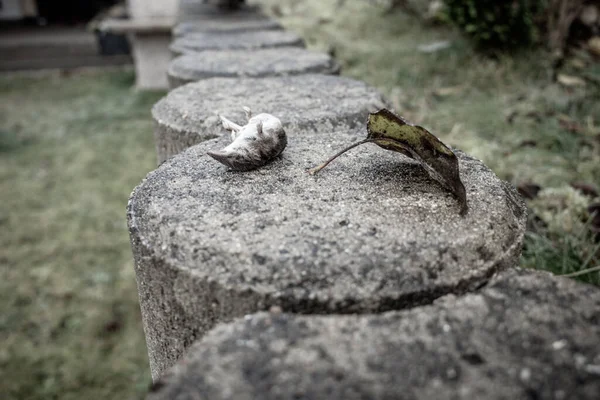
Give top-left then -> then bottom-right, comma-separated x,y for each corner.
307,139 -> 373,175
562,265 -> 600,278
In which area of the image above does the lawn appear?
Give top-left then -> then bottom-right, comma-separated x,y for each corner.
0,69 -> 159,399
0,1 -> 599,399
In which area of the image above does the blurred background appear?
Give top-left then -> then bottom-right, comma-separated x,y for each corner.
1,0 -> 599,399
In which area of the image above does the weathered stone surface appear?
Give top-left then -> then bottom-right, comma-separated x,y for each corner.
168,48 -> 340,88
147,269 -> 600,400
169,30 -> 304,56
174,1 -> 279,34
152,74 -> 388,163
128,128 -> 526,379
173,17 -> 281,37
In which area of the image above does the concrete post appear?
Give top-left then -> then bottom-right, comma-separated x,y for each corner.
128,127 -> 526,379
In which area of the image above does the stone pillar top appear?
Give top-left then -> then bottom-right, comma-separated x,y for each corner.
167,48 -> 340,88
173,17 -> 281,36
129,129 -> 526,382
169,30 -> 305,56
146,268 -> 600,400
130,132 -> 525,314
152,74 -> 389,163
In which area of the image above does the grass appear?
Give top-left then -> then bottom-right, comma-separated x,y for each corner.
0,68 -> 160,399
0,2 -> 599,399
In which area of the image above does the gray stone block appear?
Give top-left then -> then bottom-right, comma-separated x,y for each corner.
151,74 -> 389,163
167,48 -> 340,89
128,128 -> 526,379
169,30 -> 305,56
173,18 -> 281,37
147,268 -> 600,400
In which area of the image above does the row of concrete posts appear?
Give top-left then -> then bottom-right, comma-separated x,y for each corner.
125,1 -> 600,398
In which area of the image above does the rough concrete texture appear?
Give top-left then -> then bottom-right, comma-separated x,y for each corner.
169,30 -> 305,56
152,74 -> 389,163
128,129 -> 526,379
147,268 -> 600,400
167,48 -> 340,88
173,18 -> 281,37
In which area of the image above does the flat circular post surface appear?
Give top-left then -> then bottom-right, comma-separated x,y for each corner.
169,30 -> 304,56
152,74 -> 389,163
168,48 -> 340,88
128,131 -> 526,378
173,18 -> 281,36
147,269 -> 600,400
